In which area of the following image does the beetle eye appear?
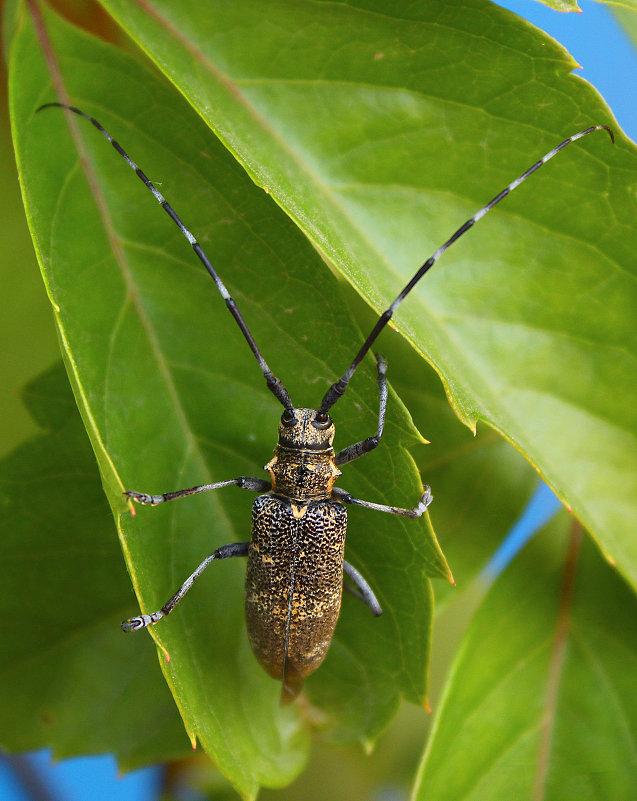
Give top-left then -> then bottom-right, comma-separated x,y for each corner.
281,409 -> 297,427
312,411 -> 331,429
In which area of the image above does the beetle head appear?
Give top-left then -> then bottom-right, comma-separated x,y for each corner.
277,407 -> 335,450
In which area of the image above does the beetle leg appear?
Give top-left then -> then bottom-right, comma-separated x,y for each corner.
122,541 -> 249,631
334,354 -> 387,466
343,560 -> 382,616
332,485 -> 433,518
125,476 -> 271,506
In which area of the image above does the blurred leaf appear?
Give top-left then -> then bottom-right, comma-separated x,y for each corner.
0,364 -> 189,770
2,0 -> 22,58
95,0 -> 637,591
10,6 -> 442,796
413,523 -> 637,801
613,4 -> 637,49
539,1 -> 637,23
532,0 -> 581,10
610,1 -> 637,21
0,56 -> 59,458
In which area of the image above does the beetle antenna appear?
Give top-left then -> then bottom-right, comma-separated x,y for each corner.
319,125 -> 614,413
37,102 -> 294,411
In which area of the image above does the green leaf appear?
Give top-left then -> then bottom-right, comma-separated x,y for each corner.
413,524 -> 637,801
10,5 -> 442,795
93,0 -> 637,591
0,364 -> 190,770
608,1 -> 637,19
532,0 -> 581,11
371,298 -> 545,606
613,4 -> 637,49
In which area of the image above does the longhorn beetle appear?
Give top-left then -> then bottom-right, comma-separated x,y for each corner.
38,102 -> 613,702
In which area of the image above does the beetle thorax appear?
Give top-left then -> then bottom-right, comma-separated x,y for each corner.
265,407 -> 341,502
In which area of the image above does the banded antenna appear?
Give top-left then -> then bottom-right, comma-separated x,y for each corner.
37,102 -> 294,411
319,125 -> 614,413
39,103 -> 612,416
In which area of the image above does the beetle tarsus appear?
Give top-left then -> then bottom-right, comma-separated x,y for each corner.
125,490 -> 162,505
121,613 -> 158,631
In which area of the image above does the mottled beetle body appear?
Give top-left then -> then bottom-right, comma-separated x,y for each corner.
247,495 -> 347,697
246,409 -> 344,699
37,102 -> 612,701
